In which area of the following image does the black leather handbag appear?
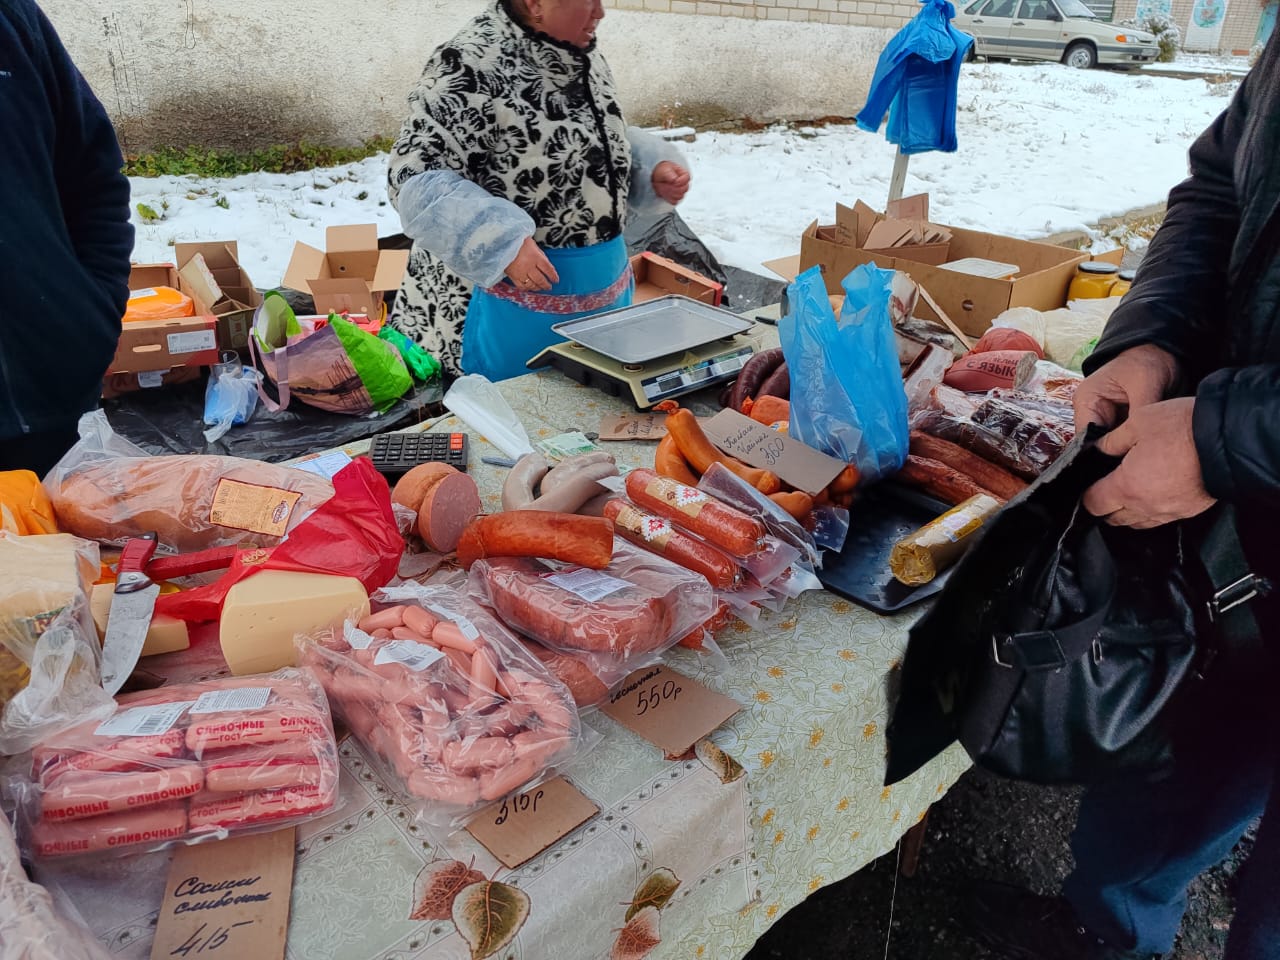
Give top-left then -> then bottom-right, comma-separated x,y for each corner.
885,426 -> 1270,786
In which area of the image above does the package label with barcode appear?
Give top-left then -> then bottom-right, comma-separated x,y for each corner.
96,701 -> 196,738
189,687 -> 272,714
374,639 -> 444,672
547,568 -> 630,602
344,621 -> 375,650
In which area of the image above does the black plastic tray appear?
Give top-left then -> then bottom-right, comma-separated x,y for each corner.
817,483 -> 956,615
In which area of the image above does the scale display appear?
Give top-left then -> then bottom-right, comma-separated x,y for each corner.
641,346 -> 754,403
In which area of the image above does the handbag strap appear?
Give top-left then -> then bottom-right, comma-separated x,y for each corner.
995,524 -> 1116,672
248,333 -> 291,413
1198,504 -> 1269,657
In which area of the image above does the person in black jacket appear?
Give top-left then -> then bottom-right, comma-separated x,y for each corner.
0,0 -> 132,475
965,28 -> 1280,960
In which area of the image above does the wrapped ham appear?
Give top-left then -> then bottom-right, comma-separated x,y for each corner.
468,540 -> 714,661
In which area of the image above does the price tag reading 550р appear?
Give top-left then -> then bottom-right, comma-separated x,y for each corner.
601,666 -> 741,757
635,678 -> 682,716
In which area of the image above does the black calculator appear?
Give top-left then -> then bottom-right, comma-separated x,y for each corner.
369,431 -> 470,476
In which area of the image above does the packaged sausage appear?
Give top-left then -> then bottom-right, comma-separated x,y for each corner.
889,494 -> 1003,585
910,385 -> 1075,480
10,669 -> 339,859
468,539 -> 714,663
45,411 -> 334,553
295,585 -> 582,827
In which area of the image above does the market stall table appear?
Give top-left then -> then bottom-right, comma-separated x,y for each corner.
44,348 -> 971,960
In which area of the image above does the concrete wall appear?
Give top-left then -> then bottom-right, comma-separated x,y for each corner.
41,0 -> 901,153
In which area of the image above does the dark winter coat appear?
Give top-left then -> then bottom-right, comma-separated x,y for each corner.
1086,28 -> 1280,587
0,0 -> 132,441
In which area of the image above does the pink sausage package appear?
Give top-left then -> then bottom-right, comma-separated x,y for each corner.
295,584 -> 583,827
11,669 -> 339,860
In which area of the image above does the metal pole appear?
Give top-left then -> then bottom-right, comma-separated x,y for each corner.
888,147 -> 910,206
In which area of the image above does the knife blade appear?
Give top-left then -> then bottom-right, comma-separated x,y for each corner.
101,533 -> 160,696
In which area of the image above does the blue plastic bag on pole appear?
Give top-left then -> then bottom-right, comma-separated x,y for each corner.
779,265 -> 909,484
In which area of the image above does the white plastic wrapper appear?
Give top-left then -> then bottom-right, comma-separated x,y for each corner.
0,532 -> 112,757
0,814 -> 110,960
9,670 -> 339,860
297,584 -> 582,827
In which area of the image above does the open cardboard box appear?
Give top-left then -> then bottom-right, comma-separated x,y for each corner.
780,196 -> 1122,338
282,225 -> 409,318
109,263 -> 221,386
630,252 -> 723,306
174,241 -> 262,354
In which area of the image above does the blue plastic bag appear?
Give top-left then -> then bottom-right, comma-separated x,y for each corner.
779,265 -> 909,484
203,352 -> 261,444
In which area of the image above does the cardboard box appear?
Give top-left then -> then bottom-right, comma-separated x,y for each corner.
102,365 -> 202,399
282,225 -> 410,318
630,252 -> 724,306
797,199 -> 1093,338
174,241 -> 262,353
111,264 -> 222,377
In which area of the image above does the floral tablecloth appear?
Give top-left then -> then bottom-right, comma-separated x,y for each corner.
44,365 -> 970,960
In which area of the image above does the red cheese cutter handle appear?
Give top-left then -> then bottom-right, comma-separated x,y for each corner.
144,545 -> 240,581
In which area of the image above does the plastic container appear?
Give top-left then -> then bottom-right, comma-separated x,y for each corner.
1108,268 -> 1135,298
123,286 -> 194,323
1067,262 -> 1119,301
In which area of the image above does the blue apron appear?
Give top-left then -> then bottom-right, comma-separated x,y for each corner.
461,236 -> 633,382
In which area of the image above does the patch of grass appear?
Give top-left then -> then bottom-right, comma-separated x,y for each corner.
124,137 -> 394,178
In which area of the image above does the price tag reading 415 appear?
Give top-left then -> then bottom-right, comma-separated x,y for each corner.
635,677 -> 683,717
601,666 -> 740,757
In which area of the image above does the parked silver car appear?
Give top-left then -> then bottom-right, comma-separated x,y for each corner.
953,0 -> 1160,69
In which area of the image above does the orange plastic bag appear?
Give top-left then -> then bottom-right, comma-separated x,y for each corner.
123,286 -> 194,322
0,472 -> 58,536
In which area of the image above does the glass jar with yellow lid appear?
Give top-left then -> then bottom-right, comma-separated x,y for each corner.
1068,261 -> 1119,300
1108,268 -> 1136,298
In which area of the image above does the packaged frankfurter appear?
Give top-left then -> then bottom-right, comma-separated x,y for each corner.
295,584 -> 583,828
10,669 -> 340,859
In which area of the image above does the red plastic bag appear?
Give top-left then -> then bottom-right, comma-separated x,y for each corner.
155,458 -> 402,623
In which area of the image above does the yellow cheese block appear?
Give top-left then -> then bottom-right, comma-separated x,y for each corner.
219,570 -> 370,676
90,583 -> 190,658
0,533 -> 98,706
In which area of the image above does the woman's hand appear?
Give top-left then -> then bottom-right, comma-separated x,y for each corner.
652,162 -> 691,205
505,237 -> 559,292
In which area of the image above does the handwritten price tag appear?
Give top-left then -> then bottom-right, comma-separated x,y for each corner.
151,828 -> 295,960
467,776 -> 598,868
597,412 -> 668,441
600,666 -> 740,757
702,408 -> 845,495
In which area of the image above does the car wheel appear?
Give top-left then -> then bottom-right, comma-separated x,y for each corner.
1062,41 -> 1097,69
964,44 -> 976,62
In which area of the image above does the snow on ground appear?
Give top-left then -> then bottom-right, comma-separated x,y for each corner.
1141,51 -> 1252,75
128,60 -> 1241,287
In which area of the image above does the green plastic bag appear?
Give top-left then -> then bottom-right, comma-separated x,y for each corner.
379,325 -> 442,382
251,291 -> 412,415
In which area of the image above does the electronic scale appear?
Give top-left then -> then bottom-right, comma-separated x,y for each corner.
526,296 -> 760,409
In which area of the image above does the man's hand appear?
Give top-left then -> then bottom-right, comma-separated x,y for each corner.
504,237 -> 559,292
1073,343 -> 1182,431
1082,397 -> 1216,528
652,162 -> 691,205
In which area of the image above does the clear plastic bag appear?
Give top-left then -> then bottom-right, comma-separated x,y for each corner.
911,384 -> 1076,480
0,815 -> 111,960
202,351 -> 261,444
46,411 -> 335,552
468,539 -> 714,664
780,265 -> 909,484
0,532 -> 111,757
442,374 -> 535,460
296,584 -> 582,827
10,670 -> 339,859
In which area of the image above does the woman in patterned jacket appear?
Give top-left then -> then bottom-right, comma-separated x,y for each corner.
387,0 -> 691,381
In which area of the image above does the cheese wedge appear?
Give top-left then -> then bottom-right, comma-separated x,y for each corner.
219,571 -> 370,676
90,583 -> 190,658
